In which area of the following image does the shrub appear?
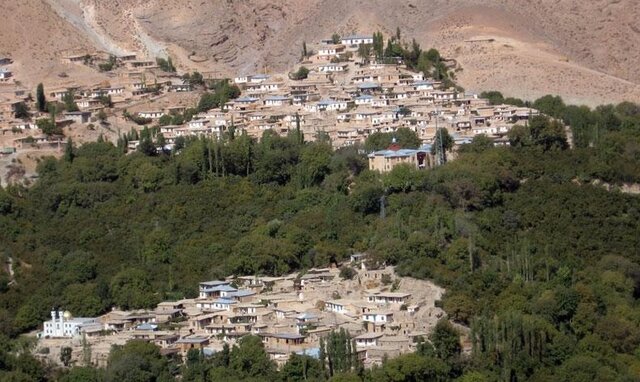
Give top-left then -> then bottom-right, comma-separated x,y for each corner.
339,266 -> 356,280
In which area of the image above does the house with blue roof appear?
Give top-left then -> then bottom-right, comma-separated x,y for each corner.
213,298 -> 237,311
198,281 -> 236,298
368,142 -> 435,173
358,82 -> 382,91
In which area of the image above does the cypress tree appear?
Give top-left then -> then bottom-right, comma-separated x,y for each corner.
36,83 -> 46,112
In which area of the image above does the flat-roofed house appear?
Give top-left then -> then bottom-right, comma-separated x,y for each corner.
317,63 -> 348,73
259,332 -> 306,347
199,284 -> 236,299
264,96 -> 292,107
363,311 -> 394,324
64,111 -> 91,124
317,45 -> 346,59
354,332 -> 383,348
366,292 -> 411,305
175,336 -> 209,355
137,111 -> 165,119
341,35 -> 374,46
368,142 -> 434,173
0,68 -> 12,80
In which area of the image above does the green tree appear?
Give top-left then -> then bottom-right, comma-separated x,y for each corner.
291,66 -> 310,80
109,269 -> 158,310
60,367 -> 103,382
14,102 -> 30,119
36,118 -> 62,136
459,134 -> 494,154
533,95 -> 566,118
64,137 -> 75,163
430,319 -> 461,361
297,142 -> 332,188
339,266 -> 356,280
319,329 -> 358,377
106,340 -> 172,382
480,91 -> 505,105
36,83 -> 46,112
63,91 -> 79,112
280,353 -> 324,382
229,335 -> 276,378
60,346 -> 72,367
432,128 -> 453,164
364,128 -> 420,151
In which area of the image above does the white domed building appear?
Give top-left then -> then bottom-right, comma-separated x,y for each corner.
41,308 -> 100,338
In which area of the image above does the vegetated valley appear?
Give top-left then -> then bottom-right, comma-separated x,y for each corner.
0,98 -> 640,381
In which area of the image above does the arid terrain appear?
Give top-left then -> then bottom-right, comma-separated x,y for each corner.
1,0 -> 638,106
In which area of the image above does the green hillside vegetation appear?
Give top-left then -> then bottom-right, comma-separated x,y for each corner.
0,98 -> 639,381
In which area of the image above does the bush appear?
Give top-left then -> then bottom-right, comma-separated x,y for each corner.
290,66 -> 309,80
339,266 -> 356,280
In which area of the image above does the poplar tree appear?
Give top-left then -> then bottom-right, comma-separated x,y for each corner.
36,83 -> 46,112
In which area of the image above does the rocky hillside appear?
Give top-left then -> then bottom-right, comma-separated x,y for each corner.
2,0 -> 639,105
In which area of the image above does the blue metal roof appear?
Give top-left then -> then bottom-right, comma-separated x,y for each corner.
229,289 -> 255,297
368,147 -> 431,158
236,97 -> 259,102
318,99 -> 339,106
213,298 -> 237,304
136,323 -> 158,331
358,82 -> 381,89
203,284 -> 237,292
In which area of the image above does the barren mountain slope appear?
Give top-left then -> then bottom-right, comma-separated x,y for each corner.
3,0 -> 639,105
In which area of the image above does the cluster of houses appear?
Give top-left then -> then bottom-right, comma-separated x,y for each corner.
0,34 -> 539,174
142,34 -> 538,172
36,258 -> 447,369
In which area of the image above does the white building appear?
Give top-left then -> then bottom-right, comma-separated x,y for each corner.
0,68 -> 12,80
213,298 -> 237,311
354,95 -> 373,105
138,111 -> 165,119
317,45 -> 345,57
317,64 -> 348,73
188,119 -> 210,129
362,311 -> 394,324
306,99 -> 349,113
354,332 -> 383,348
264,96 -> 291,107
42,310 -> 100,338
341,35 -> 374,46
366,292 -> 411,305
104,87 -> 124,96
324,300 -> 347,314
249,74 -> 270,83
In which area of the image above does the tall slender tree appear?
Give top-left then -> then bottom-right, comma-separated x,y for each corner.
36,83 -> 46,112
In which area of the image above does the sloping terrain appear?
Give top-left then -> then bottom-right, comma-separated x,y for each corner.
2,0 -> 639,105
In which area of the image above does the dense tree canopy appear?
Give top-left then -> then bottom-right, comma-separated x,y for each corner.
1,99 -> 640,381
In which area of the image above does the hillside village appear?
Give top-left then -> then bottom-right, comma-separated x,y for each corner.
35,258 -> 448,369
0,33 -> 539,184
